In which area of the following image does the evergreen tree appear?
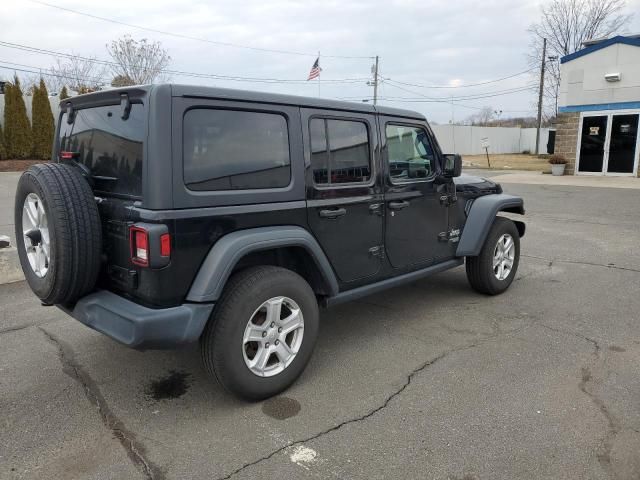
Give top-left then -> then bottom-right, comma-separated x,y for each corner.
3,75 -> 33,159
32,79 -> 55,160
59,86 -> 69,100
0,124 -> 6,160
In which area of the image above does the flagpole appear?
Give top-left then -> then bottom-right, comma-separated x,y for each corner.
318,51 -> 321,97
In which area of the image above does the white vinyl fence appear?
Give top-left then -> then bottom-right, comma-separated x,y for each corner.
431,125 -> 551,155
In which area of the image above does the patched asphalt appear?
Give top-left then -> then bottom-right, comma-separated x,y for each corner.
1,178 -> 640,479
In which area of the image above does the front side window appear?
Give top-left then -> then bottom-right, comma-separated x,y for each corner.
183,109 -> 291,191
310,118 -> 371,185
386,124 -> 435,182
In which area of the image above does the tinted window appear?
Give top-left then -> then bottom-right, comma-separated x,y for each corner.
386,124 -> 435,182
184,109 -> 290,191
310,118 -> 371,185
58,104 -> 145,196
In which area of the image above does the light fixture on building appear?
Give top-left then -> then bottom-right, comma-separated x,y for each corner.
604,73 -> 621,82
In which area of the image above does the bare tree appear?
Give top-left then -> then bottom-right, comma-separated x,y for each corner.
106,36 -> 171,85
529,0 -> 632,118
49,55 -> 107,93
464,106 -> 496,126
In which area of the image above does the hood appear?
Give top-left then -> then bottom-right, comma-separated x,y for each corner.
454,174 -> 502,196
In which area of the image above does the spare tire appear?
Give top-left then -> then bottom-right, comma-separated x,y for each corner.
14,163 -> 102,305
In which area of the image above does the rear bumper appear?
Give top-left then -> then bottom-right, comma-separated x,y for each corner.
60,290 -> 214,349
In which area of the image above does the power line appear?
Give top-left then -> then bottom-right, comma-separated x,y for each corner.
382,81 -> 537,102
27,0 -> 374,60
0,41 -> 371,85
380,67 -> 537,89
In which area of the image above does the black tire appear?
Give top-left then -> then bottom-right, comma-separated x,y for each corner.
14,163 -> 102,305
201,266 -> 319,401
465,217 -> 520,295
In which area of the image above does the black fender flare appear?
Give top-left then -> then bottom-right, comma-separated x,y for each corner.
186,226 -> 339,303
456,194 -> 525,257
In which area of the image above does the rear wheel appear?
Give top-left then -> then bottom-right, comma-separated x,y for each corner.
201,266 -> 319,401
465,217 -> 520,295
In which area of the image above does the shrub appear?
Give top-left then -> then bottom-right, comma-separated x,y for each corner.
59,86 -> 69,100
3,76 -> 33,159
32,79 -> 55,160
548,154 -> 567,165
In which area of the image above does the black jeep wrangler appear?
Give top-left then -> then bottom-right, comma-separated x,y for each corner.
15,85 -> 524,400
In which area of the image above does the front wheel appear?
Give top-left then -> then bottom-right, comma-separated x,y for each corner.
465,217 -> 520,295
201,266 -> 319,401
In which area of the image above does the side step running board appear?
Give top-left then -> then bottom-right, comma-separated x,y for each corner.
321,258 -> 464,308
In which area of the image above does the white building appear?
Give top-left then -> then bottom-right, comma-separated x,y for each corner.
556,34 -> 640,176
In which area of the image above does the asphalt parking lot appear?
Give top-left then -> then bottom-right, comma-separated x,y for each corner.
1,173 -> 640,480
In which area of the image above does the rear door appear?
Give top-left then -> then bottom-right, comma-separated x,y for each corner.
381,118 -> 453,269
302,109 -> 383,284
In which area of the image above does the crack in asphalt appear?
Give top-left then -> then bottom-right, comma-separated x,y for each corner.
216,322 -> 532,480
0,324 -> 32,335
39,327 -> 163,480
537,323 -> 623,477
522,254 -> 640,274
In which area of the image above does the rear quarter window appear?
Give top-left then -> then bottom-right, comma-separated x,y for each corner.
183,109 -> 291,191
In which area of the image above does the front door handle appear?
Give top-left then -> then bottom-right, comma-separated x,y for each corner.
319,207 -> 347,219
388,200 -> 410,210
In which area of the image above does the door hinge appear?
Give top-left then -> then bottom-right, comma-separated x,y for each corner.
440,194 -> 458,207
368,245 -> 385,258
438,228 -> 461,243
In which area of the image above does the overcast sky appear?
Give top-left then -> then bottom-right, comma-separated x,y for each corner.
2,0 -> 640,123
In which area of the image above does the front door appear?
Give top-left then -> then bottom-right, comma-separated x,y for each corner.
381,119 -> 453,270
578,116 -> 608,173
607,114 -> 639,174
578,112 -> 640,176
303,109 -> 383,284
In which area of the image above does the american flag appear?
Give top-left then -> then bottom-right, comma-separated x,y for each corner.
307,57 -> 322,81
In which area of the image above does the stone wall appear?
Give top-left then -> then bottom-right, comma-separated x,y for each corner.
554,112 -> 580,175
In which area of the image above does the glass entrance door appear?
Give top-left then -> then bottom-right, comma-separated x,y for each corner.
607,114 -> 639,174
578,116 -> 608,173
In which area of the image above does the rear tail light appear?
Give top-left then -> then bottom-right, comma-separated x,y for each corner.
129,225 -> 171,268
130,226 -> 149,266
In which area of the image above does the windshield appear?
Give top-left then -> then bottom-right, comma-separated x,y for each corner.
58,103 -> 145,197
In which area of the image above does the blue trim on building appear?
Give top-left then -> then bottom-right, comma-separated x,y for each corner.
560,36 -> 640,64
559,101 -> 640,113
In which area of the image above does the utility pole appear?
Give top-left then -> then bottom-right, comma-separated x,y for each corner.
535,37 -> 547,155
372,55 -> 379,105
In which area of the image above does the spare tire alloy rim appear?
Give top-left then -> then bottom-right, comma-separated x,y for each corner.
242,296 -> 304,377
22,193 -> 50,278
493,233 -> 515,281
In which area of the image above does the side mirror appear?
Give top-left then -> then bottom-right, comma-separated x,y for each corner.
442,154 -> 462,178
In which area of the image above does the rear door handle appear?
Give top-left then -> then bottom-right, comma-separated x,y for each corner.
319,207 -> 347,219
388,200 -> 410,210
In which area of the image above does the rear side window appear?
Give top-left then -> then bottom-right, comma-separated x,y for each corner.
309,118 -> 371,186
183,109 -> 291,191
58,104 -> 145,197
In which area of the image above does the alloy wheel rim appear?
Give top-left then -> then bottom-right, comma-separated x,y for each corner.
242,296 -> 304,377
22,193 -> 50,278
493,233 -> 515,281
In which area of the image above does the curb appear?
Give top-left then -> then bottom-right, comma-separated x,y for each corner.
0,247 -> 25,285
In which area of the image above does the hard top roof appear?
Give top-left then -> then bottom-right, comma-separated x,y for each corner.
64,83 -> 427,121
